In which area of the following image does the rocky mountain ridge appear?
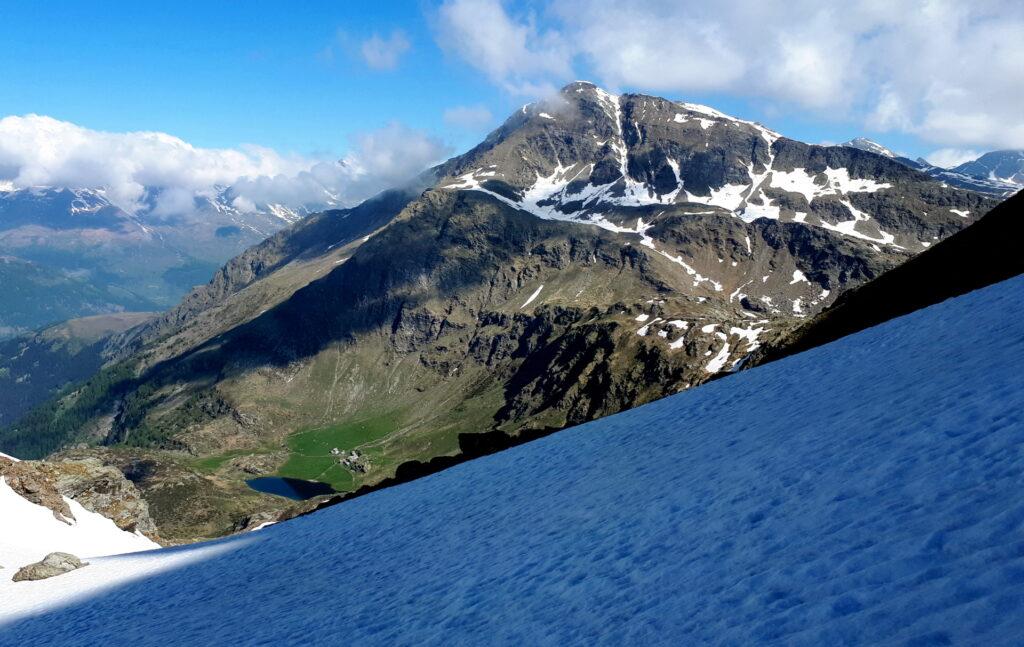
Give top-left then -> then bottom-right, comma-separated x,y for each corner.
842,138 -> 1021,197
953,149 -> 1024,187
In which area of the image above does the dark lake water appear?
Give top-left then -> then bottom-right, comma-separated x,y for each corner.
246,476 -> 337,500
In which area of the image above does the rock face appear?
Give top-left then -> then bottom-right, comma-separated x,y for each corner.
748,190 -> 1024,367
0,82 -> 1000,542
11,552 -> 86,582
0,455 -> 158,538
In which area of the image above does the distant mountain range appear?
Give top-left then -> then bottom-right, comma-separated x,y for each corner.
0,81 -> 1001,542
842,138 -> 1022,197
0,185 -> 323,337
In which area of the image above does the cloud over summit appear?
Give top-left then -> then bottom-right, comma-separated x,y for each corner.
0,115 -> 448,215
435,0 -> 1024,150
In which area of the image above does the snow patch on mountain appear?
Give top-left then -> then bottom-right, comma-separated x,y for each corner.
519,284 -> 544,309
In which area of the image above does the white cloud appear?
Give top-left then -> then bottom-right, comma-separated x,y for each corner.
360,30 -> 411,71
0,115 -> 449,215
433,0 -> 1024,150
924,148 -> 983,169
443,105 -> 494,130
435,0 -> 573,95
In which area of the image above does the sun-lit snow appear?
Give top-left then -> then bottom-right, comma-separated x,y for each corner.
656,251 -> 724,291
685,183 -> 748,211
2,275 -> 1024,644
519,285 -> 544,309
636,318 -> 662,337
815,199 -> 897,246
729,325 -> 767,352
671,113 -> 714,130
769,167 -> 892,204
704,343 -> 731,373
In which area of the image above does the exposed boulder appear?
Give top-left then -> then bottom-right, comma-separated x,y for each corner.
12,552 -> 87,582
226,453 -> 283,476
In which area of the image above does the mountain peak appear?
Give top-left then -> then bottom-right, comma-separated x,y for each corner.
842,137 -> 896,158
953,149 -> 1024,187
440,87 -> 968,252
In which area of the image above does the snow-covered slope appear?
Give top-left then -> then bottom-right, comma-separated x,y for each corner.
3,258 -> 1023,644
0,454 -> 158,575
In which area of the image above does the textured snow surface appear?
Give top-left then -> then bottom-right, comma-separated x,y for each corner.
3,276 -> 1024,645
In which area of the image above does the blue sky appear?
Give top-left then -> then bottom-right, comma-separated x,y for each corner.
0,1 -> 1021,210
0,1 -> 958,157
0,2 -> 493,154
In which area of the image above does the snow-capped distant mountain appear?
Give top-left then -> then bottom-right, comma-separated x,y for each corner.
840,138 -> 1018,197
841,137 -> 896,158
441,82 -> 986,252
953,150 -> 1024,188
0,185 -> 323,337
910,159 -> 1018,197
2,269 -> 1023,644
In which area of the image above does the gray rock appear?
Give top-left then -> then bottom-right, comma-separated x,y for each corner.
12,552 -> 87,582
0,457 -> 158,538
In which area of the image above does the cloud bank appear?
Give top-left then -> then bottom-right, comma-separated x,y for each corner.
0,115 -> 449,215
434,0 -> 1024,150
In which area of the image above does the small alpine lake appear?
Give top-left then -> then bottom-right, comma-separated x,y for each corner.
246,476 -> 338,500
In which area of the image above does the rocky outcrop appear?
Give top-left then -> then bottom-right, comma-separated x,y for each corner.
11,552 -> 87,582
0,455 -> 73,522
0,456 -> 158,538
748,190 -> 1024,367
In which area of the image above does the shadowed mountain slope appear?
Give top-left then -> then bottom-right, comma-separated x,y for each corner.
750,190 -> 1023,366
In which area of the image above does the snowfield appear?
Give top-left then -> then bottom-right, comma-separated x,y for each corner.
2,275 -> 1024,645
